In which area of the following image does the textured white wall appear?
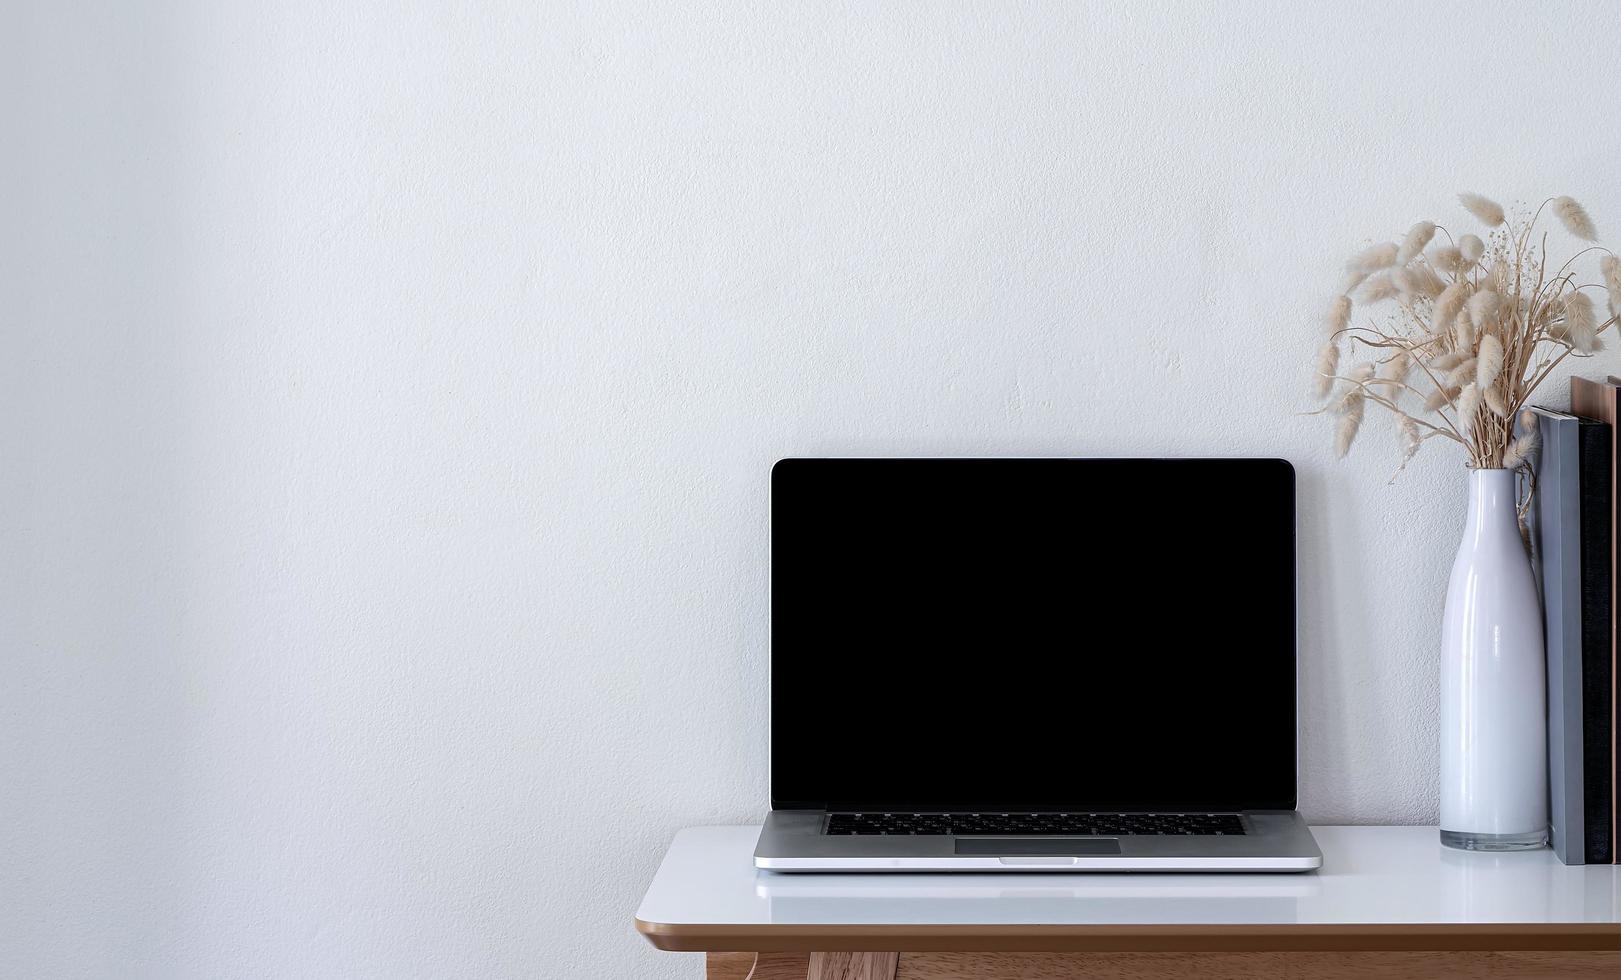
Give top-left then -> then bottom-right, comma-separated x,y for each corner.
6,2 -> 1621,977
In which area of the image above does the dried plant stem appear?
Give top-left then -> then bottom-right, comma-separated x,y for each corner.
1325,374 -> 1465,443
1310,191 -> 1618,476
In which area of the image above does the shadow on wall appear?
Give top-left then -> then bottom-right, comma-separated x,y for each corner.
2,6 -> 192,975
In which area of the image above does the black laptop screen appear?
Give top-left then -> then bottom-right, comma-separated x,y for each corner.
770,458 -> 1297,812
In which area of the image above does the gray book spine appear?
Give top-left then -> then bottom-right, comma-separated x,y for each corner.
1531,408 -> 1585,864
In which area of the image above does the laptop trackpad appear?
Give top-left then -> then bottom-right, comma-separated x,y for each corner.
955,838 -> 1121,856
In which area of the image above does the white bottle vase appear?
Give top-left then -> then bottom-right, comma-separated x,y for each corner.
1438,468 -> 1548,850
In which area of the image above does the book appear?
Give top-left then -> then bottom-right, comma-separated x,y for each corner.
1569,377 -> 1619,863
1528,408 -> 1611,863
1528,408 -> 1583,863
1577,417 -> 1614,865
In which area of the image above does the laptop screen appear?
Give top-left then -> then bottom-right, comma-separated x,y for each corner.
769,457 -> 1297,812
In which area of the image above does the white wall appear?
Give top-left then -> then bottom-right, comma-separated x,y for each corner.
6,2 -> 1621,977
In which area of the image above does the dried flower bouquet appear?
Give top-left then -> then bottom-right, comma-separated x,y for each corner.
1313,193 -> 1621,480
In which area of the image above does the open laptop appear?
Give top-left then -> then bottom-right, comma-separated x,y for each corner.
754,458 -> 1322,872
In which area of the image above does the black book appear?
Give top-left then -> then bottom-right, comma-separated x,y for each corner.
1576,416 -> 1613,863
1571,376 -> 1617,864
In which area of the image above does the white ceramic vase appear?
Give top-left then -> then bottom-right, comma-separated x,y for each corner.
1438,468 -> 1548,850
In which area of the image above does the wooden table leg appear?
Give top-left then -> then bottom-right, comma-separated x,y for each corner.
807,952 -> 899,980
722,952 -> 805,979
711,952 -> 899,980
704,952 -> 765,979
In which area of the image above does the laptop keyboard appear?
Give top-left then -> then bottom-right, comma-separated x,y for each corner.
824,812 -> 1246,836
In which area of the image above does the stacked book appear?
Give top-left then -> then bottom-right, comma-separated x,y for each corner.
1530,376 -> 1621,864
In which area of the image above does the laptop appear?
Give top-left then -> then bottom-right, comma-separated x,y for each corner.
754,457 -> 1322,872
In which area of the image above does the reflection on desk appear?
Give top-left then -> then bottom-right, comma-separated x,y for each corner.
641,825 -> 1621,933
757,874 -> 1318,925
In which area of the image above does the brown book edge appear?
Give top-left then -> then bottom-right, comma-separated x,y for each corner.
1571,376 -> 1619,863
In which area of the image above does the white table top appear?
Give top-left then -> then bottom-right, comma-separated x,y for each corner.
636,825 -> 1621,952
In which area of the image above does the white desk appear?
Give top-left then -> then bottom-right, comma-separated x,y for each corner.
636,826 -> 1621,979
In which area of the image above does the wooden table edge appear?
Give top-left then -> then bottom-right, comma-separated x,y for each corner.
634,918 -> 1621,953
